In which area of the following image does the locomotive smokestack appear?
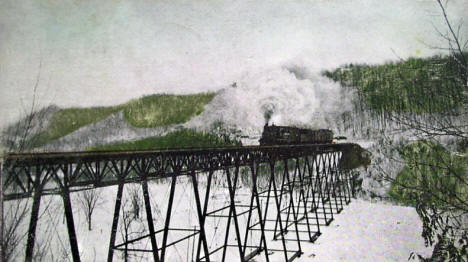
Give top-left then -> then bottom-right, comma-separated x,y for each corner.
264,111 -> 272,125
262,104 -> 275,125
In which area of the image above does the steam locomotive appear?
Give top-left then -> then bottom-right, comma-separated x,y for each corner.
259,124 -> 334,145
259,124 -> 371,170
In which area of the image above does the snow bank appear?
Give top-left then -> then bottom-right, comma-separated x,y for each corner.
298,199 -> 433,261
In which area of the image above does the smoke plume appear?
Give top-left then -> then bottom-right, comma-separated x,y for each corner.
186,64 -> 354,140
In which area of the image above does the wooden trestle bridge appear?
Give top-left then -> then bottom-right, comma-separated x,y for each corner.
1,143 -> 362,262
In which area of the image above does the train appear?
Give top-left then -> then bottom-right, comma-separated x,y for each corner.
259,124 -> 371,170
259,124 -> 334,145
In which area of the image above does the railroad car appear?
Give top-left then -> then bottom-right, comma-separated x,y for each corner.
259,124 -> 371,170
259,124 -> 334,145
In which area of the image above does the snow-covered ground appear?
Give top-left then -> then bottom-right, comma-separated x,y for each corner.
297,199 -> 432,262
5,175 -> 432,262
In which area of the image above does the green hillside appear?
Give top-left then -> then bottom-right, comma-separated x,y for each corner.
28,106 -> 123,148
123,93 -> 215,128
324,54 -> 467,114
88,129 -> 241,151
27,93 -> 216,148
389,140 -> 467,207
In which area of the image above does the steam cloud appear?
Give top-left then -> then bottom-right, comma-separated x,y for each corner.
186,64 -> 354,139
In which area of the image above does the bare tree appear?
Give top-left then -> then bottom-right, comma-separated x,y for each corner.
118,196 -> 146,262
120,208 -> 133,262
1,60 -> 53,152
376,1 -> 468,260
127,185 -> 142,220
77,189 -> 103,231
389,0 -> 467,138
434,0 -> 467,89
1,60 -> 59,261
1,199 -> 28,261
1,65 -> 45,261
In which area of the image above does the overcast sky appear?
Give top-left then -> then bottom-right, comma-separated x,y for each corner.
1,0 -> 467,130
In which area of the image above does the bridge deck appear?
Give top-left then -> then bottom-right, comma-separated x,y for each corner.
3,143 -> 352,163
2,143 -> 355,200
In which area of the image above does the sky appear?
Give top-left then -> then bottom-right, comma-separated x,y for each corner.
0,0 -> 467,130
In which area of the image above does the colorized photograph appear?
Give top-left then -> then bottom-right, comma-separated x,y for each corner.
0,0 -> 467,261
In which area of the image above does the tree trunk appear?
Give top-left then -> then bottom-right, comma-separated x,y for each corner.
88,214 -> 92,231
